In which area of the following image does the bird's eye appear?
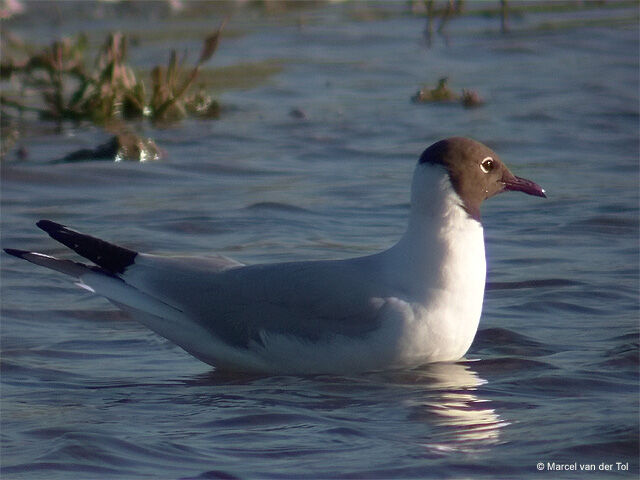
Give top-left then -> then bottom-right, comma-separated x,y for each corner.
480,157 -> 495,174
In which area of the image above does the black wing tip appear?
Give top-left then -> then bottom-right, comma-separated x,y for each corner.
37,219 -> 65,234
34,219 -> 138,274
4,248 -> 30,259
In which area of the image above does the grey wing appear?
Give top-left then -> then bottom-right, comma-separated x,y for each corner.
122,255 -> 385,348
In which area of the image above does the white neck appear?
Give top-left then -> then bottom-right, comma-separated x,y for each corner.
374,163 -> 487,362
381,164 -> 486,299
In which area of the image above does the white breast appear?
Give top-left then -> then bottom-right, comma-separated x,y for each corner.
374,164 -> 487,366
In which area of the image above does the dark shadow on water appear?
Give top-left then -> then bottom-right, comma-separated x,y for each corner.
486,278 -> 582,290
471,327 -> 558,357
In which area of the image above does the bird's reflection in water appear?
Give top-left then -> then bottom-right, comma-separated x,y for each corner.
182,360 -> 506,457
389,361 -> 508,455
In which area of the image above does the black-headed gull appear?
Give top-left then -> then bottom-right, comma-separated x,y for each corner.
5,137 -> 546,374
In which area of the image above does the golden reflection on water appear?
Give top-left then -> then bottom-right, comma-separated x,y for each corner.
400,362 -> 508,454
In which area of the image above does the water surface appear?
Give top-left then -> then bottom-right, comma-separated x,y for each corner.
1,2 -> 638,478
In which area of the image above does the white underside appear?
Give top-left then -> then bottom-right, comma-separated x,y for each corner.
74,164 -> 486,374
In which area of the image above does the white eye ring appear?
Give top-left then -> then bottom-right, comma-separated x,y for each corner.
480,156 -> 494,174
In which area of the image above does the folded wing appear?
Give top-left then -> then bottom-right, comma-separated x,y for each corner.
5,220 -> 385,367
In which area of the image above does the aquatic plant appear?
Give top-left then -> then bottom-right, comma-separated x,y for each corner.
412,0 -> 637,38
0,23 -> 224,125
147,22 -> 225,123
421,0 -> 464,46
0,23 -> 225,161
412,78 -> 484,109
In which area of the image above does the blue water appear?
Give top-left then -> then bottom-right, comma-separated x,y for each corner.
1,2 -> 638,478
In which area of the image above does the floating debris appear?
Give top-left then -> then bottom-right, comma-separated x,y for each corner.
289,107 -> 307,120
51,120 -> 163,163
54,137 -> 122,163
53,131 -> 163,164
413,78 -> 485,109
461,89 -> 484,108
412,77 -> 458,103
